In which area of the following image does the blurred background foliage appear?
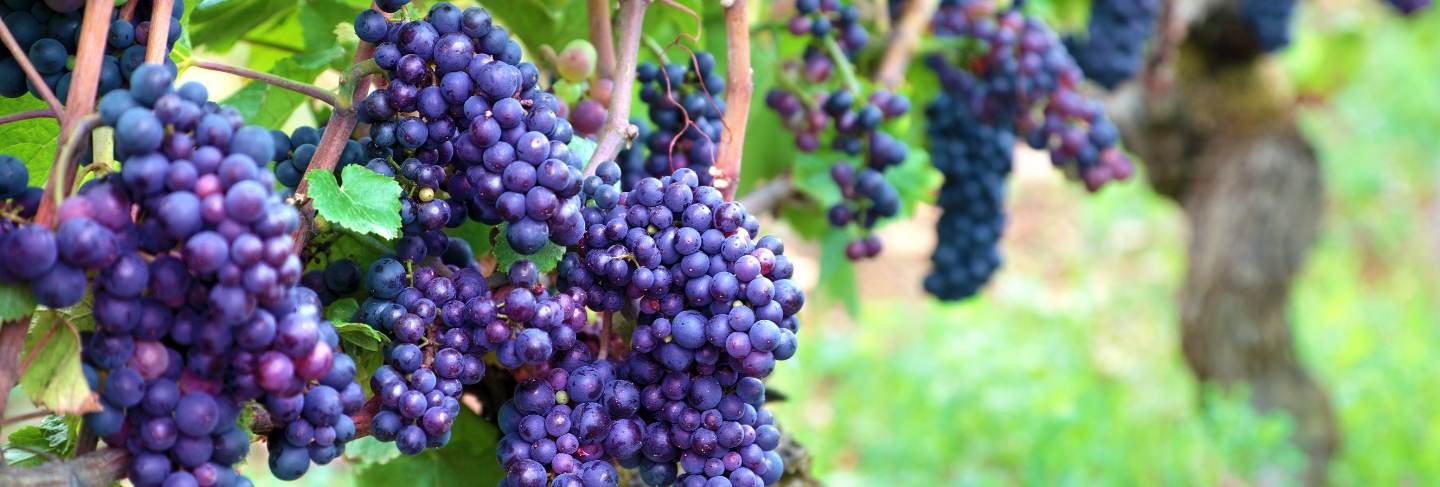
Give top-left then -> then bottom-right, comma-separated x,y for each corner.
3,0 -> 1436,485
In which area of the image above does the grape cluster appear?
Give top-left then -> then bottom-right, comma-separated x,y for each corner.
766,1 -> 909,260
788,0 -> 868,61
268,126 -> 322,190
1384,0 -> 1434,14
922,90 -> 1013,301
1239,0 -> 1296,53
61,64 -> 362,486
634,54 -> 726,186
301,258 -> 362,305
0,0 -> 183,101
1063,0 -> 1160,90
355,2 -> 586,256
931,0 -> 1133,191
537,167 -> 796,485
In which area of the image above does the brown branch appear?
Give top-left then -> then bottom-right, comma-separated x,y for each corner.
587,0 -> 652,174
144,0 -> 174,64
190,59 -> 338,106
1,410 -> 52,426
37,115 -> 101,226
588,0 -> 617,80
6,446 -> 128,487
714,0 -> 752,201
119,0 -> 139,21
290,39 -> 383,254
874,0 -> 937,90
0,17 -> 65,118
59,0 -> 116,148
597,312 -> 613,360
738,174 -> 796,214
0,109 -> 55,126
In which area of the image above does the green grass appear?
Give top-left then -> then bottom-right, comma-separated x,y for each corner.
767,6 -> 1440,487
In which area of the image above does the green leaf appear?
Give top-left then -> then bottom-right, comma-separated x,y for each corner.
335,321 -> 389,353
354,411 -> 503,486
443,221 -> 496,262
19,311 -> 100,415
492,223 -> 565,273
817,230 -> 860,316
568,136 -> 597,164
344,436 -> 402,467
3,415 -> 80,467
190,0 -> 297,52
0,96 -> 60,188
326,297 -> 360,323
0,281 -> 36,322
307,165 -> 403,240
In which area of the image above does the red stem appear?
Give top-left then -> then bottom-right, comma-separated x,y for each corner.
144,0 -> 174,64
191,59 -> 338,106
714,0 -> 753,201
0,109 -> 55,125
875,0 -> 938,90
586,0 -> 652,174
588,0 -> 617,80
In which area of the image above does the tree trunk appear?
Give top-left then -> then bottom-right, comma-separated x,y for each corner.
1112,4 -> 1340,484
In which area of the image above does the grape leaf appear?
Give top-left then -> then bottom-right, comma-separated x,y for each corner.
19,310 -> 101,415
0,282 -> 36,322
443,221 -> 496,261
568,136 -> 597,165
325,297 -> 360,323
3,415 -> 80,467
221,58 -> 327,129
817,230 -> 860,317
492,223 -> 565,273
335,321 -> 389,353
0,97 -> 60,188
354,410 -> 503,486
189,0 -> 298,52
343,437 -> 402,467
307,165 -> 403,240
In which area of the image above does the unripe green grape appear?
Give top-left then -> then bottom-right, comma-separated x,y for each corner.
556,39 -> 597,82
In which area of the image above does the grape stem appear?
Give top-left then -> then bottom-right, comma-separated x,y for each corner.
0,109 -> 56,126
714,0 -> 753,201
45,114 -> 102,223
587,0 -> 617,80
642,35 -> 670,64
822,35 -> 863,98
875,0 -> 939,90
339,59 -> 386,111
1,409 -> 54,426
144,0 -> 174,64
190,59 -> 339,107
60,0 -> 118,148
598,312 -> 614,360
0,16 -> 66,118
586,0 -> 652,174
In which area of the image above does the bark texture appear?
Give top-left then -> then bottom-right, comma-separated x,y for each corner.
1113,3 -> 1339,484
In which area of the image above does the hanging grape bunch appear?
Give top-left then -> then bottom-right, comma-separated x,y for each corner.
764,0 -> 909,261
355,1 -> 585,257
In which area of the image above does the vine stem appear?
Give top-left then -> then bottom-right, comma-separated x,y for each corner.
714,0 -> 753,201
290,6 -> 389,254
587,0 -> 617,80
189,59 -> 338,106
586,0 -> 652,174
874,0 -> 938,90
598,312 -> 614,360
144,0 -> 174,64
822,35 -> 863,97
1,409 -> 53,426
0,109 -> 55,126
0,16 -> 65,118
59,0 -> 116,147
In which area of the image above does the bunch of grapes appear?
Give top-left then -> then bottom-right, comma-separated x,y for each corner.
1063,0 -> 1160,90
922,89 -> 1013,301
1384,0 -> 1434,15
1239,0 -> 1297,52
765,1 -> 909,260
0,0 -> 183,101
634,53 -> 726,186
355,2 -> 586,256
59,64 -> 363,486
931,0 -> 1133,191
543,167 -> 796,485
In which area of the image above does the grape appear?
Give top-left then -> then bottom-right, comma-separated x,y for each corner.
1065,0 -> 1160,89
1240,0 -> 1297,52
